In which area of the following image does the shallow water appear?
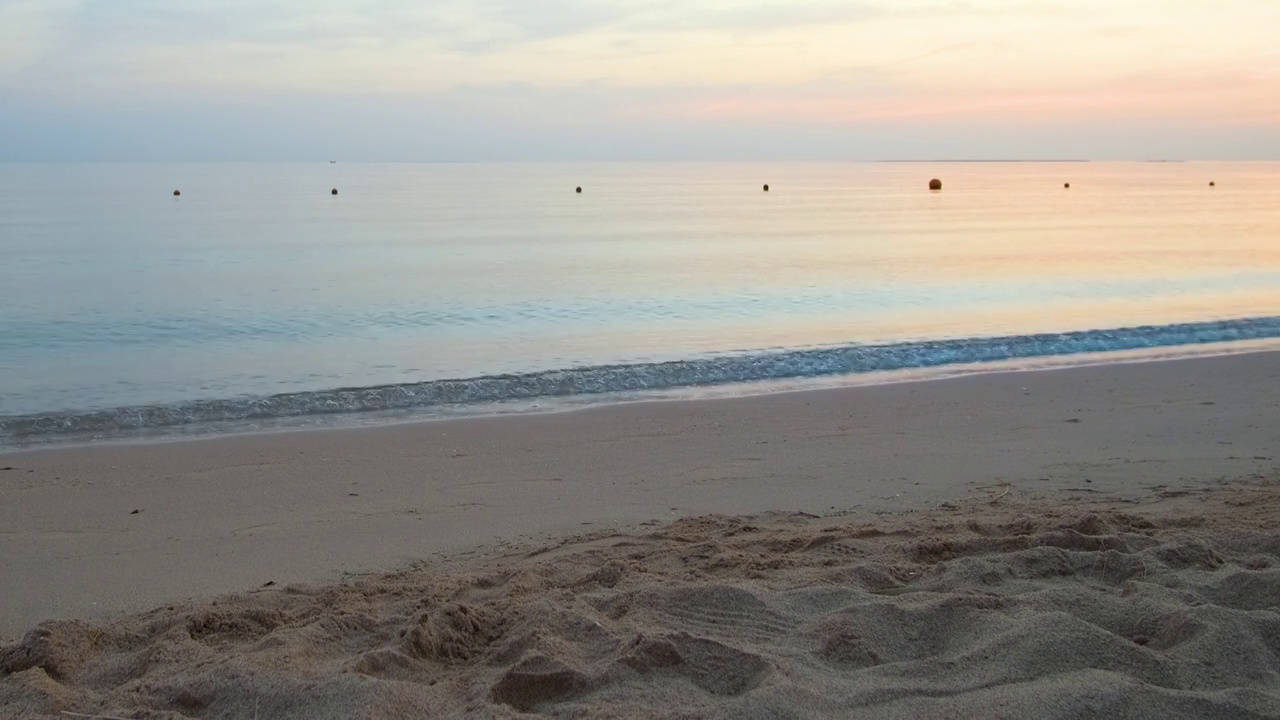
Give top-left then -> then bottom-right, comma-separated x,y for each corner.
1,162 -> 1278,441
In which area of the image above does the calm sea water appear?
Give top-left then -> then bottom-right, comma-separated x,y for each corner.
2,162 -> 1279,442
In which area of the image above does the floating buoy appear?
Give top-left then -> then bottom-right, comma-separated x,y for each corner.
763,184 -> 770,192
575,186 -> 582,194
173,190 -> 181,197
1064,182 -> 1070,189
929,178 -> 942,191
331,188 -> 338,195
1209,181 -> 1216,187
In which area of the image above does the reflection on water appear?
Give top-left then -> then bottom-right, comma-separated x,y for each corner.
0,161 -> 1277,418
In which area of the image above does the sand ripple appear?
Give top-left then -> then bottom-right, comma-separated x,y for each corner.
4,481 -> 1280,719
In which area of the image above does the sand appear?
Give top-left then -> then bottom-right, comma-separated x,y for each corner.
2,352 -> 1280,717
3,477 -> 1280,719
4,352 -> 1280,640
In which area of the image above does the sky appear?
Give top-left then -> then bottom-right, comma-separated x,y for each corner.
1,0 -> 1277,161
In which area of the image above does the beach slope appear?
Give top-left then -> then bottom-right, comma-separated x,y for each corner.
2,352 -> 1278,639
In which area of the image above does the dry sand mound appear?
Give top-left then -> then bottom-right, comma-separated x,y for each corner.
3,479 -> 1280,719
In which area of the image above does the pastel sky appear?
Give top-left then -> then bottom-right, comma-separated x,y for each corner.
2,0 -> 1277,160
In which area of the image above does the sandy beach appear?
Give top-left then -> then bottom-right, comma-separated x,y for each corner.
3,352 -> 1280,717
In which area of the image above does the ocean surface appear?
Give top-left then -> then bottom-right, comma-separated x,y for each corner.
2,162 -> 1279,445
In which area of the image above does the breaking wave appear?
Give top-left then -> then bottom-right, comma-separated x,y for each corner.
3,316 -> 1280,443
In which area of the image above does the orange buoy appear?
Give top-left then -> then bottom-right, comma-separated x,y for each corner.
928,178 -> 942,191
1209,181 -> 1216,187
1064,182 -> 1070,189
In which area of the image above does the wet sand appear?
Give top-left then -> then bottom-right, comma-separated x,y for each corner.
1,352 -> 1277,642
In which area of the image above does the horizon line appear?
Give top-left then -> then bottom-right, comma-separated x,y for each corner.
6,158 -> 1273,165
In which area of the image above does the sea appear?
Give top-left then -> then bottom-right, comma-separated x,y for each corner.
2,161 -> 1278,447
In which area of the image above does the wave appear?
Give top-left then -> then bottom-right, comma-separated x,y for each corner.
4,316 -> 1280,442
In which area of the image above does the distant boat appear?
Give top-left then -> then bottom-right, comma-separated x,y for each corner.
330,161 -> 337,164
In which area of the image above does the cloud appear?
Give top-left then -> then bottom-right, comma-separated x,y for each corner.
5,82 -> 1277,162
41,0 -> 888,56
616,1 -> 882,34
2,0 -> 1278,159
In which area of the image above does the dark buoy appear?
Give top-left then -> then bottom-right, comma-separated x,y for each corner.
575,186 -> 582,194
1064,182 -> 1070,189
1210,181 -> 1216,187
173,189 -> 181,197
331,188 -> 338,195
928,178 -> 942,191
763,184 -> 770,192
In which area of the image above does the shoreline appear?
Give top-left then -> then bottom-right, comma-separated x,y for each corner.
2,350 -> 1279,641
5,335 -> 1280,454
